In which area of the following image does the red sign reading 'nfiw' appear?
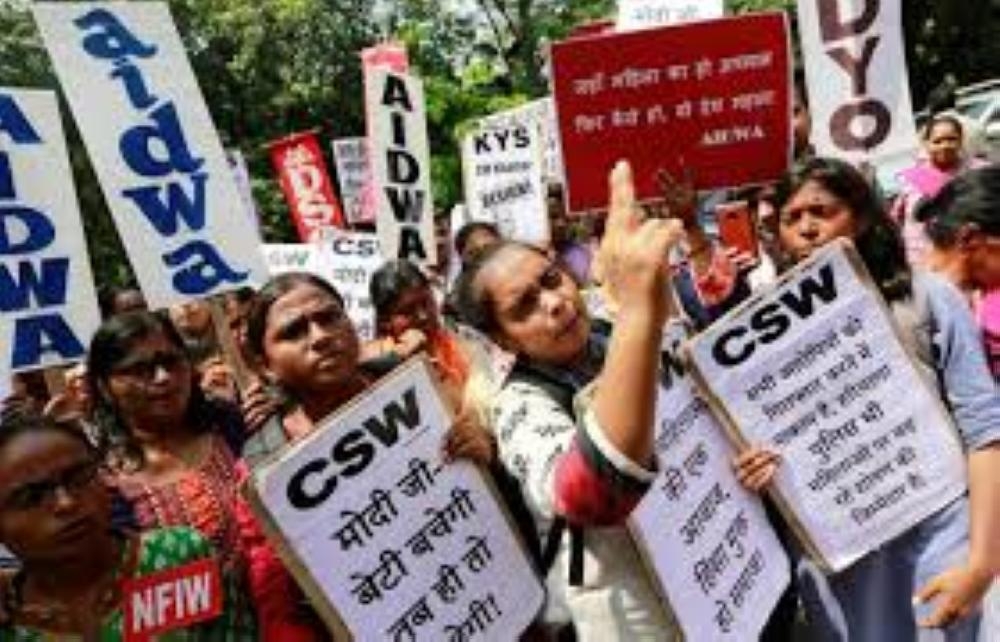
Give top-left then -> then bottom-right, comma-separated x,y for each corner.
123,558 -> 223,642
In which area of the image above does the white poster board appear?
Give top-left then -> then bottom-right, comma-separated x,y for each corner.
365,69 -> 437,268
0,88 -> 101,373
461,119 -> 548,246
616,0 -> 724,31
33,2 -> 268,309
263,232 -> 381,340
332,137 -> 375,225
248,359 -> 545,640
687,241 -> 967,571
797,0 -> 918,162
481,99 -> 563,186
630,322 -> 789,641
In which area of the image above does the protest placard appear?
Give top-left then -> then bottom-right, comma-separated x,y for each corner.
263,232 -> 380,340
332,137 -> 375,225
365,69 -> 437,268
616,0 -> 724,32
269,130 -> 345,240
480,99 -> 564,186
686,241 -> 967,571
225,148 -> 261,235
798,0 -> 918,163
550,13 -> 791,213
33,2 -> 268,309
123,558 -> 223,642
0,88 -> 101,373
247,358 -> 545,640
629,321 -> 789,641
461,118 -> 548,245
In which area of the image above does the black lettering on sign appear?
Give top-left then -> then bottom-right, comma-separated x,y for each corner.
712,263 -> 838,367
819,0 -> 879,42
286,387 -> 423,510
830,100 -> 891,151
381,75 -> 413,111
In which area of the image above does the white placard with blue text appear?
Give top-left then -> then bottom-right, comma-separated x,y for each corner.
687,241 -> 967,571
249,359 -> 544,641
630,322 -> 789,641
0,89 -> 101,373
33,2 -> 268,309
365,69 -> 437,268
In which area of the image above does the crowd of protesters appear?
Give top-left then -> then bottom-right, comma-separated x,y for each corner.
0,71 -> 998,642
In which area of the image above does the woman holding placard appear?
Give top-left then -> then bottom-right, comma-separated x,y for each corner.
0,412 -> 257,640
736,157 -> 1000,642
454,161 -> 684,641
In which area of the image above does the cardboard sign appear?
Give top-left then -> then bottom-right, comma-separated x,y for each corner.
630,322 -> 789,641
616,0 -> 724,32
798,0 -> 918,162
686,241 -> 967,571
123,558 -> 223,642
0,88 -> 101,373
247,359 -> 544,641
550,13 -> 791,213
480,99 -> 564,186
365,69 -> 437,268
461,118 -> 548,245
269,131 -> 345,240
33,2 -> 268,309
263,232 -> 381,340
332,137 -> 375,225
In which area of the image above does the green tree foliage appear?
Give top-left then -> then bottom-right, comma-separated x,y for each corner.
1,0 -> 997,288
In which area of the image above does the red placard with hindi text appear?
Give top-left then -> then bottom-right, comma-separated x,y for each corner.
122,558 -> 223,642
269,131 -> 345,241
550,12 -> 792,213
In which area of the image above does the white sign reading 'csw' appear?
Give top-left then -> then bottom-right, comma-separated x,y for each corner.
263,232 -> 382,340
0,89 -> 101,373
797,0 -> 918,162
687,241 -> 966,572
630,322 -> 789,641
248,359 -> 544,641
616,0 -> 724,32
365,69 -> 437,268
33,2 -> 268,309
462,119 -> 548,246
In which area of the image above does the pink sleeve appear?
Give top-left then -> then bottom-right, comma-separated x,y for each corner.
235,463 -> 327,642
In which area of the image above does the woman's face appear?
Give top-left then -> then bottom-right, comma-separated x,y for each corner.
261,283 -> 360,396
383,285 -> 439,339
778,180 -> 859,262
101,330 -> 192,428
925,121 -> 962,171
478,246 -> 589,365
0,431 -> 109,564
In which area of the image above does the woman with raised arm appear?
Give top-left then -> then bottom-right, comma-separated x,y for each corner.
454,161 -> 684,641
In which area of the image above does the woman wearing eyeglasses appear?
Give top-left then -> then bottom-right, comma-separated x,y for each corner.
0,412 -> 257,640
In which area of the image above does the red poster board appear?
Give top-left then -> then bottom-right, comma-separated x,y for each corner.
123,558 -> 223,642
268,130 -> 345,241
551,13 -> 792,213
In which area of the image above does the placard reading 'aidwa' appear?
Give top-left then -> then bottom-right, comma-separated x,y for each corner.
687,241 -> 966,571
248,359 -> 544,641
630,323 -> 789,641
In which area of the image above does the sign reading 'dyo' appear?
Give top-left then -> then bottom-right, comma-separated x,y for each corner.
33,2 -> 268,309
365,69 -> 436,268
630,322 -> 789,641
687,241 -> 966,571
797,0 -> 917,162
0,89 -> 101,373
248,359 -> 544,641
